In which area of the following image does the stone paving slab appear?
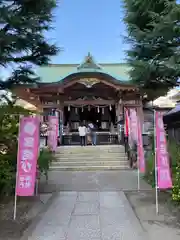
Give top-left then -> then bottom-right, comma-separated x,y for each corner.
77,192 -> 99,202
27,191 -> 147,240
67,215 -> 101,240
73,202 -> 100,215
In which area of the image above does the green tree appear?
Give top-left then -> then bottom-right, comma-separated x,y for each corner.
0,0 -> 59,90
0,98 -> 54,195
0,101 -> 33,194
123,0 -> 180,100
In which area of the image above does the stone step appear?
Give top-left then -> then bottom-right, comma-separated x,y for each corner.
57,147 -> 124,150
55,154 -> 127,160
55,157 -> 127,162
56,146 -> 125,152
56,154 -> 126,158
51,161 -> 129,167
51,145 -> 128,171
56,149 -> 126,153
58,145 -> 123,148
55,154 -> 127,158
56,151 -> 126,155
49,165 -> 130,171
58,145 -> 124,148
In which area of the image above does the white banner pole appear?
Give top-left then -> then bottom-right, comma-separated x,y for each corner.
137,154 -> 140,191
13,194 -> 17,220
35,179 -> 39,196
137,110 -> 140,191
13,115 -> 22,221
13,169 -> 18,221
154,110 -> 159,214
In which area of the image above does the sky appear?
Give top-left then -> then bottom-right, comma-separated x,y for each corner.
0,0 -> 127,81
48,0 -> 128,64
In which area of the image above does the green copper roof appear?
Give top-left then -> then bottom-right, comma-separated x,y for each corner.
36,54 -> 130,83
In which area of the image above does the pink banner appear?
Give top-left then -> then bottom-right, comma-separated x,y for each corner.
137,117 -> 145,173
124,108 -> 129,137
129,109 -> 138,142
16,117 -> 39,196
155,111 -> 172,189
48,116 -> 58,151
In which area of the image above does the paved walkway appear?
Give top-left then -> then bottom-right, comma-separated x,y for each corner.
28,191 -> 147,240
39,170 -> 151,192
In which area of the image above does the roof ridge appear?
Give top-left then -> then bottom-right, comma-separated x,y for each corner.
47,62 -> 128,67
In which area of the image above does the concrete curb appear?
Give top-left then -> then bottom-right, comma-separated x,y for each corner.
119,191 -> 149,239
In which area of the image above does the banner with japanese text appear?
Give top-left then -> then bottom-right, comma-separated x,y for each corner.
124,108 -> 129,137
59,110 -> 63,144
48,116 -> 58,151
16,117 -> 39,196
137,117 -> 145,173
155,111 -> 172,189
129,108 -> 138,143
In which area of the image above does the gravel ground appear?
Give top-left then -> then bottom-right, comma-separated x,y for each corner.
0,194 -> 52,240
126,190 -> 180,239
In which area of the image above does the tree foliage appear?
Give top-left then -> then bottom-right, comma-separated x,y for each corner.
0,102 -> 33,194
123,0 -> 180,100
0,100 -> 54,195
0,0 -> 59,90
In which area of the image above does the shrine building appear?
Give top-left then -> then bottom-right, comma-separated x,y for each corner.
12,53 -> 144,145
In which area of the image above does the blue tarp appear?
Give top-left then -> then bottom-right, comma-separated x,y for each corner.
164,104 -> 180,116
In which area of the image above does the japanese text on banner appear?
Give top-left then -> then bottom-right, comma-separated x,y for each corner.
137,117 -> 145,173
155,112 -> 172,189
48,116 -> 58,151
129,109 -> 138,143
16,117 -> 39,196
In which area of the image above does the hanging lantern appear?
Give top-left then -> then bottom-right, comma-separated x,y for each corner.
109,105 -> 112,111
68,105 -> 70,111
97,106 -> 100,113
102,107 -> 104,115
75,108 -> 78,114
88,105 -> 91,111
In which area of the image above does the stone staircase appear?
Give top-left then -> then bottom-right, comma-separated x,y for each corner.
50,145 -> 129,171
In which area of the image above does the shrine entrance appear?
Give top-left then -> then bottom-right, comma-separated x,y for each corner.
12,54 -> 142,145
63,104 -> 116,132
79,107 -> 102,127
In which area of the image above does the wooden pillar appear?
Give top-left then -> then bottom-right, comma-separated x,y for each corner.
116,99 -> 123,122
136,99 -> 144,131
56,101 -> 64,142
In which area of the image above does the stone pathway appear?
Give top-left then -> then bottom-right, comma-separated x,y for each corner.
39,170 -> 151,192
27,191 -> 147,240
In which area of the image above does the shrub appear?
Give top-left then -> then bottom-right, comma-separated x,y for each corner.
144,150 -> 155,188
168,140 -> 179,176
38,148 -> 55,181
0,103 -> 35,195
144,136 -> 180,203
168,140 -> 180,202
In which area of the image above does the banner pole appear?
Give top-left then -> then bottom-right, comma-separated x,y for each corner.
137,111 -> 140,191
35,179 -> 39,196
137,153 -> 140,191
13,194 -> 17,220
154,110 -> 159,214
13,114 -> 22,221
13,168 -> 18,221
